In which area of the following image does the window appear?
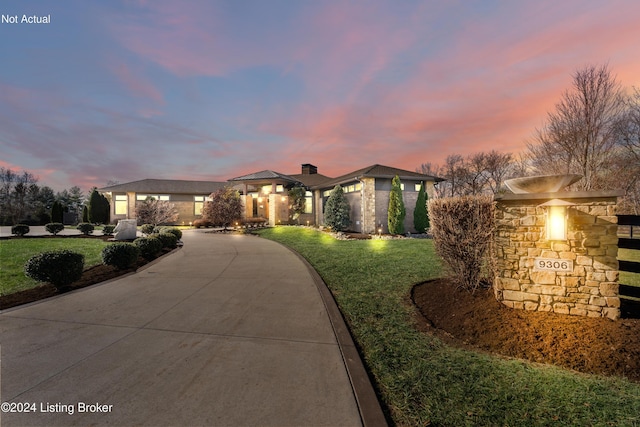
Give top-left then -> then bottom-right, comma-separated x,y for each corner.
400,183 -> 405,191
115,195 -> 127,215
136,194 -> 170,201
415,183 -> 422,192
304,191 -> 313,214
276,185 -> 284,193
194,196 -> 205,216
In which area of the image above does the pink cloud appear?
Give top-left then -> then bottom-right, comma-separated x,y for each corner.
109,61 -> 164,104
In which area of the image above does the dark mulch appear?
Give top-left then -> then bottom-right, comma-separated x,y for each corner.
412,278 -> 640,382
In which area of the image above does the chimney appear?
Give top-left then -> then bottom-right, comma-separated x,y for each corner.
301,164 -> 317,175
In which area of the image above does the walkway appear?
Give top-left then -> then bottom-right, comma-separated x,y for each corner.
0,230 -> 381,426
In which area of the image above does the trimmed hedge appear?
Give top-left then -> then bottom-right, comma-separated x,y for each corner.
153,232 -> 178,249
11,224 -> 30,236
140,224 -> 155,235
157,226 -> 182,240
103,225 -> 115,236
24,250 -> 85,289
134,237 -> 163,260
77,222 -> 95,235
45,222 -> 65,235
101,243 -> 140,270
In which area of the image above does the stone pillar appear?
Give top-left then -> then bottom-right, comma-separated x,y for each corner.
493,191 -> 622,320
360,178 -> 376,234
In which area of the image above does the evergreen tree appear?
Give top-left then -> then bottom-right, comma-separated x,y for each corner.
288,185 -> 306,224
87,189 -> 109,224
51,200 -> 64,223
324,185 -> 350,231
82,205 -> 89,222
413,181 -> 429,233
388,175 -> 405,234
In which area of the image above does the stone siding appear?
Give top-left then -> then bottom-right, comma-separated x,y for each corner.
494,193 -> 620,320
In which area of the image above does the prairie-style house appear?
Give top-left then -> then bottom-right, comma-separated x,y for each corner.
99,163 -> 441,233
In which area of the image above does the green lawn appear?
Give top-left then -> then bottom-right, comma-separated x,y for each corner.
0,238 -> 110,295
258,227 -> 640,426
619,248 -> 640,287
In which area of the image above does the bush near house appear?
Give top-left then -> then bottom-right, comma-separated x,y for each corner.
156,226 -> 182,240
24,250 -> 84,289
192,219 -> 213,228
413,181 -> 429,233
102,225 -> 115,236
11,224 -> 30,236
324,185 -> 350,231
428,195 -> 495,292
45,222 -> 65,235
388,175 -> 406,234
101,243 -> 139,270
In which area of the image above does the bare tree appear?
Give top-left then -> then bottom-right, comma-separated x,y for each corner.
527,64 -> 626,190
135,197 -> 179,226
484,150 -> 514,194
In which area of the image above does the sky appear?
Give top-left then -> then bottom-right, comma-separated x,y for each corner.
2,0 -> 640,192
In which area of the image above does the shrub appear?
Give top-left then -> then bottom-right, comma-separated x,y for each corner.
154,232 -> 178,249
135,197 -> 179,226
101,243 -> 140,270
45,222 -> 65,235
77,222 -> 95,235
158,226 -> 182,240
51,200 -> 64,223
413,181 -> 429,233
102,225 -> 115,236
24,250 -> 84,289
11,224 -> 30,236
388,175 -> 406,234
134,237 -> 163,260
428,195 -> 495,293
140,224 -> 155,235
324,185 -> 350,231
192,219 -> 213,228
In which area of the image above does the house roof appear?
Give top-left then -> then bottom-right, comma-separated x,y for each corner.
98,179 -> 227,194
287,173 -> 333,187
228,170 -> 300,183
310,164 -> 443,189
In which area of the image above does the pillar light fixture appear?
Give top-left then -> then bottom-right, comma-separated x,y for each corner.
538,199 -> 574,241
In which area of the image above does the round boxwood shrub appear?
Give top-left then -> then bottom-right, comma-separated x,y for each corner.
140,224 -> 155,235
45,222 -> 65,235
102,225 -> 115,236
77,222 -> 95,235
153,232 -> 178,249
11,224 -> 30,236
101,243 -> 140,270
158,226 -> 182,240
24,250 -> 85,289
134,236 -> 163,260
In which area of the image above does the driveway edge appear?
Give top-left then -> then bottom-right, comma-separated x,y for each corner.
286,248 -> 388,427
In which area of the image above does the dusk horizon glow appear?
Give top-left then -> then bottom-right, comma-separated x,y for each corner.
2,0 -> 640,192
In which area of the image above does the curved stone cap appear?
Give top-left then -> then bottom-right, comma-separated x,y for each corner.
504,174 -> 582,194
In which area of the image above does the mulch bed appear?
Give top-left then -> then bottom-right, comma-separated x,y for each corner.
412,278 -> 640,382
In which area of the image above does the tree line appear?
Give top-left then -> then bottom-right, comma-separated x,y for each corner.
0,167 -> 112,226
419,64 -> 640,214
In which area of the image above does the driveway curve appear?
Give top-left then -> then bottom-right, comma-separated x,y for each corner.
1,230 -> 376,426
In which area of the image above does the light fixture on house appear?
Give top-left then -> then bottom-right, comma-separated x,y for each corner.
538,199 -> 574,241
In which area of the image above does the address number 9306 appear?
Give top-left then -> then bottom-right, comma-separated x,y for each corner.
533,258 -> 573,272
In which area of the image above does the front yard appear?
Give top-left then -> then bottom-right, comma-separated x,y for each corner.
258,227 -> 640,426
0,238 -> 110,296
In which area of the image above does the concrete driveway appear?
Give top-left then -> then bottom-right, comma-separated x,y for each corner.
1,230 -> 383,426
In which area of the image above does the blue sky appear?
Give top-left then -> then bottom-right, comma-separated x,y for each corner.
2,0 -> 640,191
